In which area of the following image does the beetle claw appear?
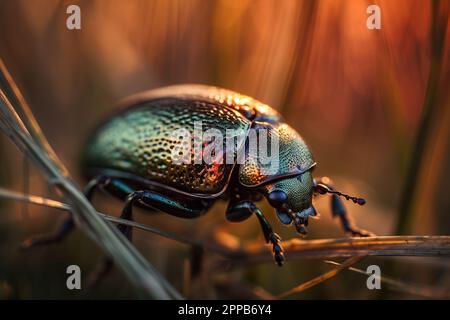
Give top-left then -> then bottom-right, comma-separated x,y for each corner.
269,233 -> 285,266
348,228 -> 374,237
274,250 -> 285,266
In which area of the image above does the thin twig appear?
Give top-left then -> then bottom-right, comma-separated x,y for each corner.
2,187 -> 450,265
235,236 -> 450,266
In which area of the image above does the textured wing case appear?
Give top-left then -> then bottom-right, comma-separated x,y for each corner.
84,97 -> 251,197
119,84 -> 282,123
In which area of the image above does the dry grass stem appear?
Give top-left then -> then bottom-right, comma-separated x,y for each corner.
3,187 -> 450,265
0,60 -> 181,299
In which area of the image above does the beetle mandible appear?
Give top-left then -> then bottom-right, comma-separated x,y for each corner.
23,85 -> 371,265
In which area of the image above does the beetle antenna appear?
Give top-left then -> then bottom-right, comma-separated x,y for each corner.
315,183 -> 366,205
328,189 -> 366,205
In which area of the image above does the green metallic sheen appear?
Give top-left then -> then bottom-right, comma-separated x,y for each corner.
83,97 -> 250,196
238,121 -> 316,187
83,84 -> 315,200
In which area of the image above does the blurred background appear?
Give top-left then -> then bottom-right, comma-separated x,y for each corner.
0,0 -> 449,299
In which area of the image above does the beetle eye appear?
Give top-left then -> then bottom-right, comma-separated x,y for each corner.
268,190 -> 287,208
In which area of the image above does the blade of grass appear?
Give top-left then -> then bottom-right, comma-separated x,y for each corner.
0,59 -> 66,174
396,0 -> 449,234
0,60 -> 181,299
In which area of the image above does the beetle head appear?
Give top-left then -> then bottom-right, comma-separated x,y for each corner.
263,170 -> 316,236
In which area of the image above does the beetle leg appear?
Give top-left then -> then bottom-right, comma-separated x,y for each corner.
133,190 -> 209,218
20,176 -> 109,249
86,191 -> 140,288
83,175 -> 112,199
252,204 -> 285,266
116,190 -> 145,241
330,193 -> 373,236
86,188 -> 143,288
227,200 -> 284,266
20,219 -> 75,249
226,198 -> 253,222
86,190 -> 210,287
313,177 -> 373,237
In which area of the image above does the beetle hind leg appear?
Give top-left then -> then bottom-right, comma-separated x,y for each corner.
20,219 -> 74,249
20,175 -> 110,249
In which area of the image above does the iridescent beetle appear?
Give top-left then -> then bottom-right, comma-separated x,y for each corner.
23,85 -> 370,265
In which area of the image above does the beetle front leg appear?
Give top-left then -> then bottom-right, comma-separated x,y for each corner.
227,200 -> 284,266
314,177 -> 373,237
20,176 -> 110,249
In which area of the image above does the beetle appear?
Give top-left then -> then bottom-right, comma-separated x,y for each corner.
23,85 -> 370,266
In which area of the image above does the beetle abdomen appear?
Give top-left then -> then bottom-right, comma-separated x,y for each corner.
83,97 -> 251,196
